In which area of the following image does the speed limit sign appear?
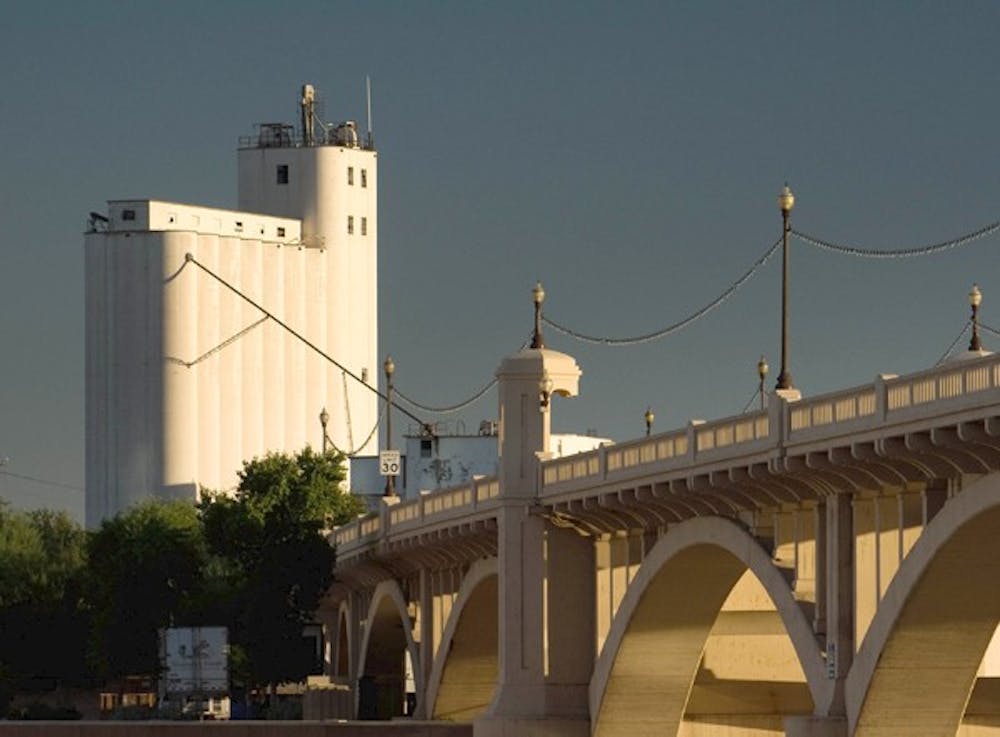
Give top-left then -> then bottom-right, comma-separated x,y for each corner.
379,450 -> 401,476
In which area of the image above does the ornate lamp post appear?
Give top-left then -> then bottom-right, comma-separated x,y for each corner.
539,372 -> 554,412
319,407 -> 330,453
776,184 -> 795,391
757,355 -> 769,410
644,407 -> 655,436
531,282 -> 546,349
384,355 -> 396,496
969,284 -> 983,352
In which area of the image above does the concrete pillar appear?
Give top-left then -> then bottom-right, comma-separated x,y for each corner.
495,347 -> 580,498
784,715 -> 848,736
414,567 -> 435,718
545,525 -> 595,718
477,344 -> 587,736
821,492 -> 854,715
814,499 -> 827,635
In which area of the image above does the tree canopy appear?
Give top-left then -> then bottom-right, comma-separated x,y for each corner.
86,499 -> 208,680
0,447 -> 363,707
201,447 -> 363,690
0,505 -> 89,707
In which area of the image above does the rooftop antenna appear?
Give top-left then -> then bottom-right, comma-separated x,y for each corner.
301,83 -> 316,146
365,76 -> 375,150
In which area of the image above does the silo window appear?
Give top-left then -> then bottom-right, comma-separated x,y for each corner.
361,169 -> 367,188
347,216 -> 354,234
277,227 -> 286,237
347,167 -> 354,185
276,165 -> 289,185
122,209 -> 136,221
361,217 -> 367,236
420,439 -> 433,458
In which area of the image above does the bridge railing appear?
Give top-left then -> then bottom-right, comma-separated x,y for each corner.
542,352 -> 1000,492
541,409 -> 771,493
884,355 -> 1000,418
786,383 -> 880,443
331,475 -> 501,554
333,353 -> 1000,549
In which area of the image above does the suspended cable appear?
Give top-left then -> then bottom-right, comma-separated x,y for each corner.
395,379 -> 497,414
325,403 -> 385,457
740,388 -> 762,414
936,322 -> 972,364
165,316 -> 270,368
184,254 -> 431,431
341,371 -> 355,451
980,322 -> 1000,338
391,335 -> 531,415
792,219 -> 1000,259
0,470 -> 83,493
543,237 -> 781,346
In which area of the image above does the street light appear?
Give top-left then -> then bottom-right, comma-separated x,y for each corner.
776,184 -> 795,391
384,356 -> 396,496
539,372 -> 554,411
319,407 -> 330,453
969,283 -> 983,352
644,407 -> 655,436
531,281 -> 546,349
757,355 -> 769,411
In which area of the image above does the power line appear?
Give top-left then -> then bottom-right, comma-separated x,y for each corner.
936,322 -> 972,364
165,316 -> 270,367
325,403 -> 385,457
792,219 -> 1000,259
0,470 -> 83,493
395,379 -> 497,414
543,237 -> 781,346
388,335 -> 531,415
183,254 -> 432,432
981,322 -> 1000,338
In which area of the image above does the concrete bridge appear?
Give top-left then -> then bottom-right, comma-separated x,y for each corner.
318,342 -> 1000,736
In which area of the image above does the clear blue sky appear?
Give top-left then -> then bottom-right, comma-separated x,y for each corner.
3,2 -> 1000,522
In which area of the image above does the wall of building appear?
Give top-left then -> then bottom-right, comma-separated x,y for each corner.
238,142 -> 378,462
85,200 -> 346,526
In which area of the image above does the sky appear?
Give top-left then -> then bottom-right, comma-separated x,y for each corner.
3,2 -> 1000,523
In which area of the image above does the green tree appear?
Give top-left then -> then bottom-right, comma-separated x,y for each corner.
85,500 -> 208,681
201,448 -> 362,691
0,505 -> 89,705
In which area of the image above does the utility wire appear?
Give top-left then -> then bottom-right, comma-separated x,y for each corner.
325,403 -> 385,457
792,219 -> 1000,259
184,254 -> 432,431
391,335 -> 531,414
0,470 -> 83,493
981,322 -> 1000,338
165,316 -> 270,367
740,388 -> 763,414
543,237 -> 781,346
395,379 -> 497,414
936,322 -> 972,364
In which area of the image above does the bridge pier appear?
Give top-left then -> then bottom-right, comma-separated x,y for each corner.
819,492 -> 854,715
477,345 -> 590,736
785,715 -> 848,736
328,341 -> 1000,735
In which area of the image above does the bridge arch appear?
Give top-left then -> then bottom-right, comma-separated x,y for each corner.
333,600 -> 351,678
356,579 -> 422,719
590,516 -> 827,737
847,472 -> 1000,736
424,557 -> 499,720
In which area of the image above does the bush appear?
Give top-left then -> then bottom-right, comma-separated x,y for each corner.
8,701 -> 81,720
